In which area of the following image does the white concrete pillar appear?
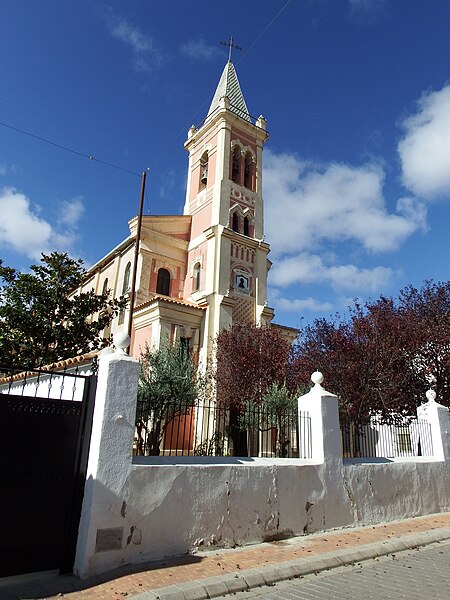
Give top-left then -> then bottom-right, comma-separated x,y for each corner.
74,333 -> 140,577
417,389 -> 450,461
298,372 -> 341,463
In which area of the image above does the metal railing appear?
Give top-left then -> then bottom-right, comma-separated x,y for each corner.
340,415 -> 433,459
0,361 -> 97,402
134,396 -> 312,459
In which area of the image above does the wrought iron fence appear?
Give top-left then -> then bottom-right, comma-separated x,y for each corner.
134,396 -> 312,459
340,415 -> 433,459
0,361 -> 98,402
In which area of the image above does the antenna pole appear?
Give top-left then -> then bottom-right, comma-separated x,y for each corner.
127,170 -> 147,350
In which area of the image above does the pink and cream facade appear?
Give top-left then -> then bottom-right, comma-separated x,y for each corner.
81,61 -> 275,362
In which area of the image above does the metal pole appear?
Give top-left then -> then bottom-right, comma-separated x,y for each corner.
127,170 -> 147,350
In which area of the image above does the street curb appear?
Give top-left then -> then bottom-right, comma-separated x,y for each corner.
133,526 -> 450,600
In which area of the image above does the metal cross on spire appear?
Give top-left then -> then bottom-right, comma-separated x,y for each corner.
220,35 -> 243,62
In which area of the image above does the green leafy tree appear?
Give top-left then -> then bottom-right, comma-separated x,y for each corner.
0,252 -> 125,367
239,382 -> 300,457
136,343 -> 204,456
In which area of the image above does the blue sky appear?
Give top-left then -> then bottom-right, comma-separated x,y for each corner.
1,0 -> 450,329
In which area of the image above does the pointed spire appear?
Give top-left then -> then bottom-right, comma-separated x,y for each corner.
207,62 -> 251,122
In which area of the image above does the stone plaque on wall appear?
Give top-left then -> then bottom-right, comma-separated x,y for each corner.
95,527 -> 124,553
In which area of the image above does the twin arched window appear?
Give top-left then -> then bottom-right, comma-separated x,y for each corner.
230,145 -> 255,191
232,147 -> 241,184
232,212 -> 239,233
243,216 -> 250,237
231,212 -> 251,237
156,268 -> 171,296
244,153 -> 253,189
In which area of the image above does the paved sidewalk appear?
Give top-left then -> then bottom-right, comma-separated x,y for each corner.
2,513 -> 450,600
229,539 -> 450,599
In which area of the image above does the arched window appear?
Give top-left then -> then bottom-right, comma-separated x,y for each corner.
156,268 -> 171,296
180,337 -> 191,355
193,263 -> 201,292
199,152 -> 208,190
101,278 -> 112,337
243,216 -> 250,237
244,152 -> 254,189
231,146 -> 241,183
122,263 -> 131,295
232,212 -> 239,233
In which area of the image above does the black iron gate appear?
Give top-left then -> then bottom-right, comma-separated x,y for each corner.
0,365 -> 97,577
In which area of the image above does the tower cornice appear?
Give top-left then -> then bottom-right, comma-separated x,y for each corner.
185,102 -> 269,152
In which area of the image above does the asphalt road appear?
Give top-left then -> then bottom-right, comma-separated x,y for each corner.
227,539 -> 450,599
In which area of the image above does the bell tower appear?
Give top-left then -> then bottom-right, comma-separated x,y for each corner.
183,61 -> 274,361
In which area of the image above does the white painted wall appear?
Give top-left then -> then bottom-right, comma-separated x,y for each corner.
74,358 -> 450,578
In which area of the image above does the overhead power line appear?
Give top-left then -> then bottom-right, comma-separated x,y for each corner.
235,0 -> 294,66
0,119 -> 142,177
150,0 -> 294,170
0,2 -> 293,182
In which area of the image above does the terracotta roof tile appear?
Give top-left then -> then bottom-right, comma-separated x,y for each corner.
134,295 -> 207,311
0,351 -> 98,384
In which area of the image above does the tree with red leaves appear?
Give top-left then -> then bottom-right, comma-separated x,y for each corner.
213,324 -> 297,457
400,281 -> 450,404
214,324 -> 294,409
293,281 -> 450,422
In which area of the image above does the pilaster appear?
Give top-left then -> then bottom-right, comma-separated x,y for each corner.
417,390 -> 450,461
74,334 -> 139,577
298,372 -> 342,464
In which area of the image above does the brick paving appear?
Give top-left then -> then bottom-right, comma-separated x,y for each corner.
230,539 -> 450,599
1,513 -> 450,600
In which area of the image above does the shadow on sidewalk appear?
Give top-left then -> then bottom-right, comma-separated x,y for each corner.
0,553 -> 203,599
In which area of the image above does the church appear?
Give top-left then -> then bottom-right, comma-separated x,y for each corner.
79,60 -> 296,364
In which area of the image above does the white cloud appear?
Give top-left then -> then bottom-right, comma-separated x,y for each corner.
106,11 -> 163,72
53,197 -> 85,249
264,151 -> 425,312
0,162 -> 18,176
398,84 -> 450,199
181,39 -> 220,61
263,82 -> 450,318
159,169 -> 176,199
348,0 -> 387,21
264,151 -> 426,256
0,188 -> 52,259
57,197 -> 85,227
270,291 -> 334,314
270,252 -> 394,293
0,187 -> 84,261
349,0 -> 385,9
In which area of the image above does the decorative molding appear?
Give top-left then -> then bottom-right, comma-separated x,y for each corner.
230,139 -> 256,161
230,185 -> 255,206
190,256 -> 203,276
